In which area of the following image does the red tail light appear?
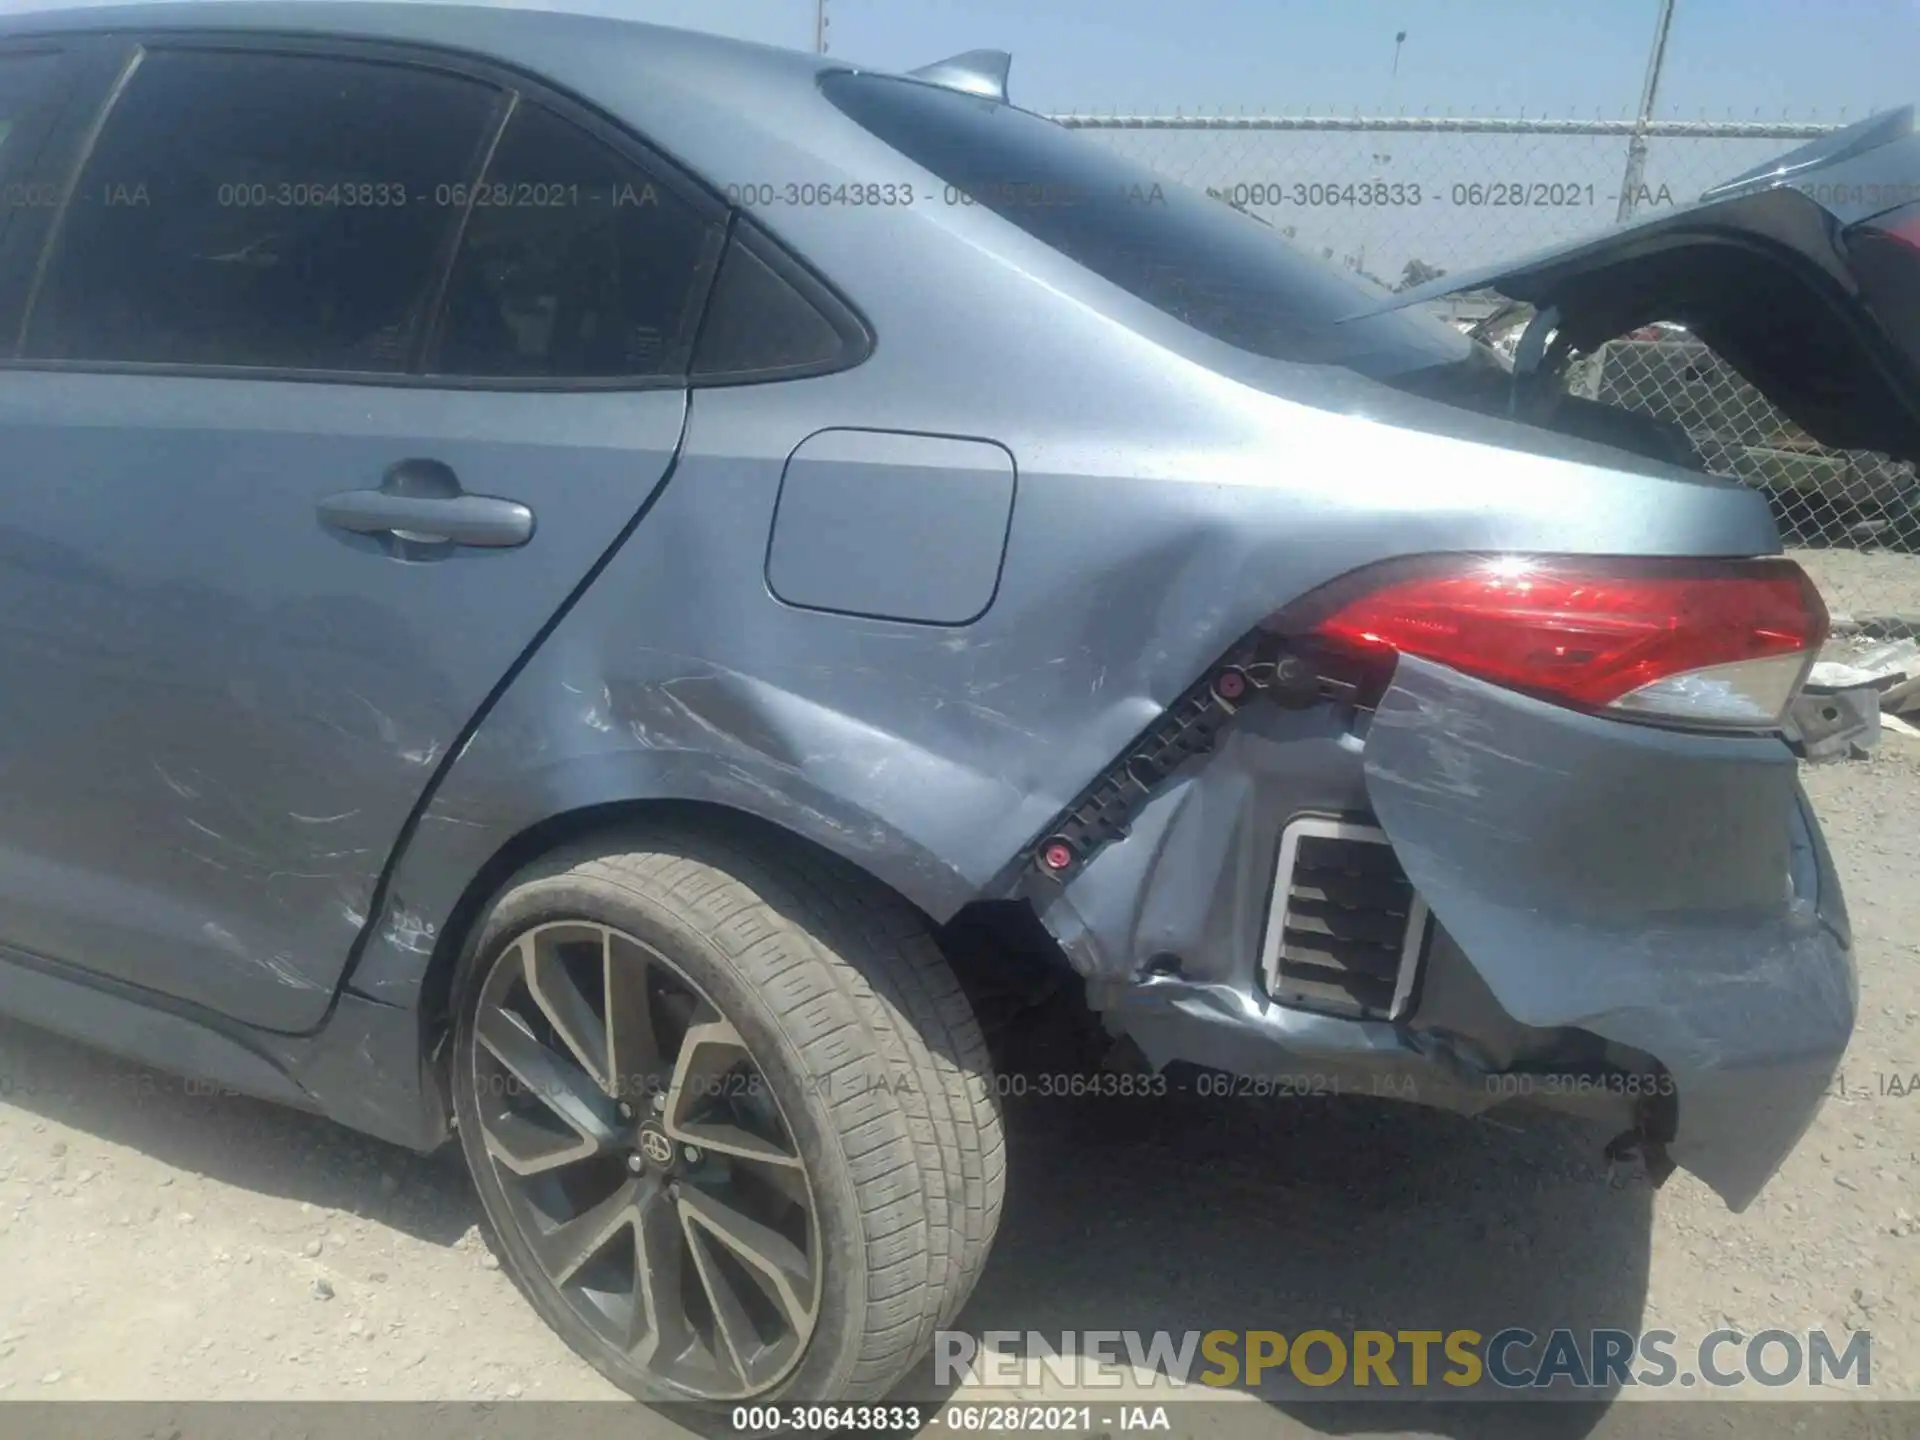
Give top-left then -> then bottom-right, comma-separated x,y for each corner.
1275,555 -> 1828,728
1862,199 -> 1920,251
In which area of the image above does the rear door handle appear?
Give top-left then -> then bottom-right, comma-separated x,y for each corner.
318,460 -> 534,549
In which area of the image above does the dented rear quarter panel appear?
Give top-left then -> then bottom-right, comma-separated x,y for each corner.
347,322 -> 1784,1011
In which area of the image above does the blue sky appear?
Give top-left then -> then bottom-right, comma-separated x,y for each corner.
586,0 -> 1919,284
620,0 -> 1915,121
31,0 -> 1914,120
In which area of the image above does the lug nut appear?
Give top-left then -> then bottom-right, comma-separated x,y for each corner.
683,1146 -> 703,1166
1039,839 -> 1075,872
1213,668 -> 1248,702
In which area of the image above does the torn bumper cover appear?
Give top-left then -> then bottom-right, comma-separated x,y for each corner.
1035,654 -> 1855,1212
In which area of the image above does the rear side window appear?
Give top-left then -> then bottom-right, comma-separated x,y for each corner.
426,101 -> 722,380
0,49 -> 70,349
819,71 -> 1470,377
25,47 -> 498,371
0,50 -> 62,174
691,220 -> 872,382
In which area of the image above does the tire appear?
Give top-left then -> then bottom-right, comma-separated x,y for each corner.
448,818 -> 1005,1411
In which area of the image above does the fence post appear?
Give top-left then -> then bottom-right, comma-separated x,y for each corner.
1617,0 -> 1678,222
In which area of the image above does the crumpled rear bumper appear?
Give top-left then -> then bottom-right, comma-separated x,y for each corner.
1034,655 -> 1856,1211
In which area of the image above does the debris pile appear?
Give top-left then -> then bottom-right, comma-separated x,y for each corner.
1806,631 -> 1920,751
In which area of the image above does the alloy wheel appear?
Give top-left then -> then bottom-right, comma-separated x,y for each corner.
469,921 -> 822,1399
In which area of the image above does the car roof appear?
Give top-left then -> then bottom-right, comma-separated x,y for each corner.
0,0 -> 826,101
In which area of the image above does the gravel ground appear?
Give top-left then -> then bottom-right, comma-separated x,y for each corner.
1790,546 -> 1920,627
0,558 -> 1915,1424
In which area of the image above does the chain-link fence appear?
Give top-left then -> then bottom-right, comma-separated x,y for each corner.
1047,111 -> 1920,632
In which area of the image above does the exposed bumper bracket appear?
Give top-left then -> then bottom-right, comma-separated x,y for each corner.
1026,638 -> 1356,883
1784,683 -> 1880,763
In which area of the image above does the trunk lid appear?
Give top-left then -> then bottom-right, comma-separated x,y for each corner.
1353,106 -> 1920,465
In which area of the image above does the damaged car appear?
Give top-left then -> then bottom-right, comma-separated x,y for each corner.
0,0 -> 1887,1411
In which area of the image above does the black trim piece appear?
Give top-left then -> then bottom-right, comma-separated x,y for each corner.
1019,636 -> 1359,889
410,87 -> 519,375
13,39 -> 141,353
0,356 -> 690,392
1261,818 -> 1423,1024
681,205 -> 742,380
0,42 -> 90,355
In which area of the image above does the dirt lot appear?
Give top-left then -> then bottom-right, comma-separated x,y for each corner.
1793,546 -> 1920,627
0,549 -> 1917,1426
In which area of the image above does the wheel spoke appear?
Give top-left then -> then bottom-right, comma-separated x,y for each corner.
531,1176 -> 643,1286
480,1107 -> 601,1177
632,1185 -> 698,1367
681,1214 -> 752,1385
678,1184 -> 815,1348
662,1008 -> 804,1169
477,1005 -> 619,1153
522,928 -> 613,1094
605,932 -> 663,1107
673,1121 -> 804,1169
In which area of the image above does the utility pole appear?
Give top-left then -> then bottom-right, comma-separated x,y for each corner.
1616,0 -> 1677,223
815,0 -> 828,54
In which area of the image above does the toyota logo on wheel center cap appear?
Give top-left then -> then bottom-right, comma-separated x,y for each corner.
638,1127 -> 675,1167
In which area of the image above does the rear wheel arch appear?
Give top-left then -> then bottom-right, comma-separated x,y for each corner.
416,798 -> 962,1054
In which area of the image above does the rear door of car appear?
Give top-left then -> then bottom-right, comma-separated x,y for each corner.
0,29 -> 725,1031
